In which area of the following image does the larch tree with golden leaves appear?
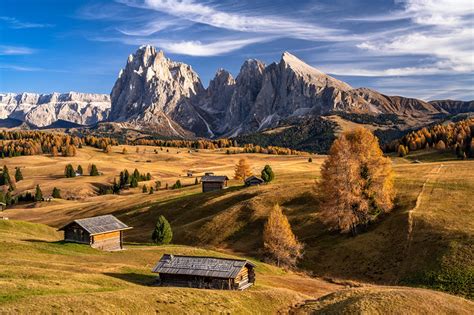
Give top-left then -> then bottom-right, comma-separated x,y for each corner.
263,204 -> 303,268
234,158 -> 252,181
319,128 -> 395,235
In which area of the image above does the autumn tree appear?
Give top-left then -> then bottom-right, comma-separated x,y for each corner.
435,140 -> 446,150
263,204 -> 303,268
152,215 -> 173,245
234,158 -> 252,181
319,128 -> 395,235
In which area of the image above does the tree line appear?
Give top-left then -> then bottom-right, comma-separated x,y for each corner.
385,118 -> 474,159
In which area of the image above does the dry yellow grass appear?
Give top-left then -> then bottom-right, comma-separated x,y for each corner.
2,145 -> 473,301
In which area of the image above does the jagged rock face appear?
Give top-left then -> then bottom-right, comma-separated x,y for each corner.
110,45 -> 208,137
108,46 -> 470,138
0,92 -> 110,127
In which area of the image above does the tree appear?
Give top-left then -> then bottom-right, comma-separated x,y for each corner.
149,186 -> 154,194
308,157 -> 313,163
122,147 -> 128,154
142,184 -> 148,193
15,167 -> 23,182
52,187 -> 61,198
263,204 -> 303,268
155,180 -> 161,190
130,176 -> 138,188
319,128 -> 395,235
34,184 -> 43,202
397,144 -> 408,157
64,164 -> 76,178
194,178 -> 199,185
234,158 -> 252,181
261,165 -> 275,183
89,164 -> 99,176
172,180 -> 182,189
435,140 -> 446,150
76,165 -> 83,176
151,215 -> 173,245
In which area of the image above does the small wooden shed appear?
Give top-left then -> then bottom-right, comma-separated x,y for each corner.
152,254 -> 255,290
201,175 -> 229,192
58,214 -> 132,251
245,176 -> 264,186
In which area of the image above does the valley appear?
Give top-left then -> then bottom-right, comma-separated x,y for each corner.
1,143 -> 473,312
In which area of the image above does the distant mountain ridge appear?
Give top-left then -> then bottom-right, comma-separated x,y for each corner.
0,92 -> 110,128
109,46 -> 471,138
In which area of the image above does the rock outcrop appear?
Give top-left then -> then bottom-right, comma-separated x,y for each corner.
0,92 -> 110,127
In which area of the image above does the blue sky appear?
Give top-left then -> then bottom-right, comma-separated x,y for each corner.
0,0 -> 473,100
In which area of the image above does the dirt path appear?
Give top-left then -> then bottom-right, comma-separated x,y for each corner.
396,163 -> 444,283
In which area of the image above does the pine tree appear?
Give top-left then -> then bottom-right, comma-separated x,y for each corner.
194,177 -> 199,185
263,204 -> 303,267
76,165 -> 83,176
52,187 -> 61,199
34,184 -> 43,202
130,176 -> 138,188
149,187 -> 154,194
155,180 -> 161,190
172,180 -> 182,189
90,164 -> 99,176
64,164 -> 76,178
142,184 -> 148,193
261,165 -> 275,183
5,191 -> 12,205
151,215 -> 173,245
15,167 -> 23,182
234,158 -> 252,181
308,157 -> 313,163
319,128 -> 395,235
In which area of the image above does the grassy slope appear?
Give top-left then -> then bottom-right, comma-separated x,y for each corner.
0,220 -> 340,314
294,286 -> 474,314
3,146 -> 473,299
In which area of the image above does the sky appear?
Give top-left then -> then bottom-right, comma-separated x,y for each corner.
0,0 -> 473,101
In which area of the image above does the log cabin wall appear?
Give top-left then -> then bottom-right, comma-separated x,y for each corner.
202,182 -> 225,192
91,231 -> 122,251
63,223 -> 90,244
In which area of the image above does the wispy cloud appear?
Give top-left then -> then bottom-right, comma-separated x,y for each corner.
0,45 -> 36,55
0,64 -> 43,72
118,0 -> 343,41
0,16 -> 53,29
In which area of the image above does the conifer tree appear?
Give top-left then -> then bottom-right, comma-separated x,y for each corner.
34,184 -> 43,202
172,180 -> 182,189
130,176 -> 138,188
194,177 -> 199,185
76,165 -> 83,176
142,184 -> 148,193
64,164 -> 76,178
155,180 -> 161,190
234,158 -> 252,181
261,165 -> 275,183
15,167 -> 23,182
151,215 -> 173,245
319,128 -> 394,235
90,164 -> 99,176
308,157 -> 312,163
52,187 -> 61,199
263,204 -> 303,267
149,186 -> 154,194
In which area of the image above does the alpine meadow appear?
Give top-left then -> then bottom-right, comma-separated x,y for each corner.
1,0 -> 473,314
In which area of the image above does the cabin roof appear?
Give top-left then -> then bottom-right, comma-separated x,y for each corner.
245,176 -> 264,183
201,175 -> 229,183
152,254 -> 255,279
58,214 -> 132,235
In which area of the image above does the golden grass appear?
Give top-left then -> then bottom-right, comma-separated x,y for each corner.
0,220 -> 339,314
2,146 -> 473,299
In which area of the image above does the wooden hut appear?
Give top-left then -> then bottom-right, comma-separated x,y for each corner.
58,214 -> 132,251
201,175 -> 229,192
152,254 -> 255,290
245,176 -> 264,186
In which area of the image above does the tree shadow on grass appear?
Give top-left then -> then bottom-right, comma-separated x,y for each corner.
104,272 -> 158,286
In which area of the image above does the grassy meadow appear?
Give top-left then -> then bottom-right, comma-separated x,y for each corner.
1,144 -> 473,312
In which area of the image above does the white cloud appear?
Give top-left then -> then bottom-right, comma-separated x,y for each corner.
355,0 -> 474,74
0,16 -> 53,29
158,38 -> 268,56
118,0 -> 343,41
0,64 -> 43,72
0,45 -> 36,55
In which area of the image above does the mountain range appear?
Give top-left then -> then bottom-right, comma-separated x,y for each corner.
2,45 -> 473,141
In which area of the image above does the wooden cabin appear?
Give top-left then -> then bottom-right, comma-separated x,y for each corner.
201,175 -> 229,193
58,214 -> 132,251
245,176 -> 264,186
152,254 -> 255,290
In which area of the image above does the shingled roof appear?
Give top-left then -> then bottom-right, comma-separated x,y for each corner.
152,254 -> 255,279
201,175 -> 229,183
59,215 -> 132,235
